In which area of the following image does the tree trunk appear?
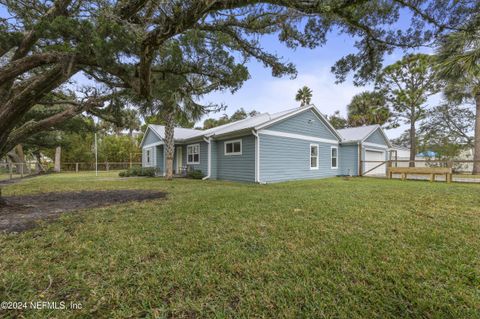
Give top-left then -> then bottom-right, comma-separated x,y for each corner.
15,144 -> 31,174
54,146 -> 61,172
34,151 -> 46,173
164,112 -> 175,180
473,93 -> 480,174
409,120 -> 416,168
7,150 -> 20,172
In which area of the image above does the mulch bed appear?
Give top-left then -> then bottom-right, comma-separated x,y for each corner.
0,190 -> 166,233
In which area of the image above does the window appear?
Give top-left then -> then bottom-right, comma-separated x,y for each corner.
310,144 -> 319,169
145,149 -> 151,165
224,139 -> 242,155
187,144 -> 200,164
331,146 -> 338,169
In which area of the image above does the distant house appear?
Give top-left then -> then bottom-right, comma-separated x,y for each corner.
140,105 -> 392,183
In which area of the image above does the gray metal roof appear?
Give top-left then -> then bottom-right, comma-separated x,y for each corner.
147,107 -> 301,142
144,107 -> 388,146
337,125 -> 380,142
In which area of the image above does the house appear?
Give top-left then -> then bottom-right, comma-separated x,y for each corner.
140,105 -> 392,183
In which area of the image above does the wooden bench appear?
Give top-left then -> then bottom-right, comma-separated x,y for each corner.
387,167 -> 453,183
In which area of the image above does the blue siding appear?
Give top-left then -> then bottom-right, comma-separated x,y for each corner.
259,134 -> 338,183
210,141 -> 217,179
184,141 -> 208,176
339,144 -> 358,176
266,109 -> 338,140
156,145 -> 164,171
143,129 -> 161,146
365,128 -> 388,146
216,135 -> 255,182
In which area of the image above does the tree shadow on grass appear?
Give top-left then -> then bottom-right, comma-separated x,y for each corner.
0,190 -> 166,233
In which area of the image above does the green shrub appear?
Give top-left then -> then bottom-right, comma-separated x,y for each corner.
119,167 -> 156,177
187,169 -> 204,179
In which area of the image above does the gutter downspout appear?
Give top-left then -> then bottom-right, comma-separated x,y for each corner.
202,137 -> 211,180
252,129 -> 262,183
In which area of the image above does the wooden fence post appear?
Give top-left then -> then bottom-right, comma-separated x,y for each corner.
447,161 -> 453,183
75,162 -> 79,173
106,162 -> 109,172
20,163 -> 24,178
9,162 -> 12,180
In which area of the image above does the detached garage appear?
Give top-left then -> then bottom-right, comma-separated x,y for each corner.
337,125 -> 392,177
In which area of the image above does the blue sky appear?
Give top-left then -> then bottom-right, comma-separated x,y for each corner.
200,28 -> 434,139
1,4 -> 437,139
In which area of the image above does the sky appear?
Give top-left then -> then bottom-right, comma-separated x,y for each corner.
0,4 -> 438,140
199,28 -> 434,140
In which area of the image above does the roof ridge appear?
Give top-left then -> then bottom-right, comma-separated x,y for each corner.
202,112 -> 270,133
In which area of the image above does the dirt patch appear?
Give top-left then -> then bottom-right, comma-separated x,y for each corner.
0,190 -> 166,233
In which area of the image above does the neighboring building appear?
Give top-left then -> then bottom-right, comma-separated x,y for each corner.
388,145 -> 427,168
140,105 -> 392,183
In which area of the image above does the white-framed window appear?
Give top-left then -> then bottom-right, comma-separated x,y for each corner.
145,148 -> 152,166
187,144 -> 200,164
331,146 -> 338,169
224,139 -> 242,155
310,144 -> 319,169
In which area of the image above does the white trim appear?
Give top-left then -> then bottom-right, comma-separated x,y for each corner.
365,148 -> 387,154
363,142 -> 389,149
255,106 -> 311,130
252,130 -> 261,183
331,146 -> 338,169
140,126 -> 164,148
310,143 -> 319,170
186,143 -> 200,165
202,138 -> 211,180
363,126 -> 393,148
254,105 -> 343,141
224,139 -> 242,155
260,129 -> 339,145
142,141 -> 163,149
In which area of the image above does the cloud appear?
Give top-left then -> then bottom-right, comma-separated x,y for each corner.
200,64 -> 370,120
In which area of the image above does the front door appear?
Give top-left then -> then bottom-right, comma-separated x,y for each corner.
176,146 -> 183,174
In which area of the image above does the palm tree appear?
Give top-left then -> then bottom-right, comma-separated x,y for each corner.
435,22 -> 480,174
142,91 -> 207,180
139,74 -> 220,180
347,91 -> 391,127
295,86 -> 313,107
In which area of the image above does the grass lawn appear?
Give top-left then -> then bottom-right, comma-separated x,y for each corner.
1,172 -> 479,318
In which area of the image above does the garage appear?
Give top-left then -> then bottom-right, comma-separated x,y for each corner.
364,149 -> 386,176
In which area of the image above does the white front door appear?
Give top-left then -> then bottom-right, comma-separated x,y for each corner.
365,149 -> 386,176
176,146 -> 183,173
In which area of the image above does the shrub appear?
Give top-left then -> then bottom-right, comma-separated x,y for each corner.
119,167 -> 156,177
187,169 -> 204,179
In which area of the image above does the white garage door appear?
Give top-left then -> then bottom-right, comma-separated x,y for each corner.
365,150 -> 386,176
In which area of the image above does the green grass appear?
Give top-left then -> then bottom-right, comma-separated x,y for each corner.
1,173 -> 479,318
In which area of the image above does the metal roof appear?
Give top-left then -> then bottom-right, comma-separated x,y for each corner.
143,107 -> 389,146
145,107 -> 302,143
337,125 -> 380,142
